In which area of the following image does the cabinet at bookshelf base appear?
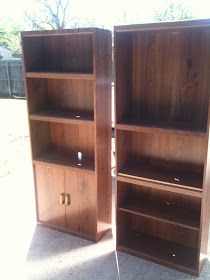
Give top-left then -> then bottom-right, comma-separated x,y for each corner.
34,164 -> 97,240
35,164 -> 65,228
65,170 -> 96,237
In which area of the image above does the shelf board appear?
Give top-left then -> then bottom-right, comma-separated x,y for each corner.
26,71 -> 94,80
30,110 -> 94,125
118,161 -> 203,190
117,175 -> 202,198
118,232 -> 198,275
33,151 -> 95,173
119,197 -> 200,230
116,119 -> 206,137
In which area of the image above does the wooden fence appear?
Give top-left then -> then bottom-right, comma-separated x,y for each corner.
0,58 -> 114,98
0,59 -> 25,98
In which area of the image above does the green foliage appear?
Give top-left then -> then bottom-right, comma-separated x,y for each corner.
0,25 -> 22,56
0,28 -> 10,48
154,1 -> 193,22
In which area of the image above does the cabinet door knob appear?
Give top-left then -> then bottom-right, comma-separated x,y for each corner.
65,194 -> 71,206
60,193 -> 65,204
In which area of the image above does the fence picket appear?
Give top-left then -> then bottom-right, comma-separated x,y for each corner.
0,59 -> 25,98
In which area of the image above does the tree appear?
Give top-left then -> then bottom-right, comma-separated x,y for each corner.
25,0 -> 75,30
154,1 -> 193,22
0,29 -> 10,47
0,25 -> 22,57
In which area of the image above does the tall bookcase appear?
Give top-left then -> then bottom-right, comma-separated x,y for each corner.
115,19 -> 210,276
21,28 -> 112,242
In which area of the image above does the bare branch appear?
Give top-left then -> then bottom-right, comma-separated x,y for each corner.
60,0 -> 70,28
25,0 -> 75,30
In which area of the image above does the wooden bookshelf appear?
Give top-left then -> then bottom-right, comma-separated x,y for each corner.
22,28 -> 112,242
115,19 -> 210,276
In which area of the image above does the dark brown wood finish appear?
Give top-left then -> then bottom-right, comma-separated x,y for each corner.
115,19 -> 210,32
94,29 -> 112,240
22,33 -> 93,73
26,78 -> 94,115
22,28 -> 111,242
118,232 -> 198,275
35,164 -> 65,228
30,110 -> 94,125
115,19 -> 210,276
25,72 -> 94,80
117,175 -> 203,198
65,170 -> 97,238
116,121 -> 206,137
118,182 -> 201,230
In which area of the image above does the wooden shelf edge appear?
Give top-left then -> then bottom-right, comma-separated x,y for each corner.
117,175 -> 202,198
30,114 -> 95,126
116,123 -> 206,137
33,159 -> 95,174
37,221 -> 96,242
114,19 -> 210,33
22,30 -> 95,37
117,172 -> 203,193
117,245 -> 198,276
26,71 -> 95,80
118,207 -> 199,231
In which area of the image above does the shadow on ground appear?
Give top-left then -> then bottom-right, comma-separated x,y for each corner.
25,225 -> 210,280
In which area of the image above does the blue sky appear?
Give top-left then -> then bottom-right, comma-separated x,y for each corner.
1,0 -> 210,29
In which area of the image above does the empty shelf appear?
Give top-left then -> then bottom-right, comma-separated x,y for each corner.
118,232 -> 198,274
119,197 -> 200,230
119,161 -> 203,189
33,151 -> 95,173
117,119 -> 206,137
30,110 -> 94,125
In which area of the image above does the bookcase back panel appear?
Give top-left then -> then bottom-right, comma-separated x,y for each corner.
31,121 -> 94,161
117,130 -> 206,173
116,29 -> 210,130
115,33 -> 133,120
23,34 -> 93,73
30,121 -> 51,158
117,211 -> 131,243
131,215 -> 199,249
27,78 -> 94,115
50,123 -> 94,160
118,182 -> 201,213
117,211 -> 199,249
117,211 -> 198,272
26,78 -> 48,113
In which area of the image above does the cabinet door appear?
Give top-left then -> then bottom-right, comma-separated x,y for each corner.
65,170 -> 97,238
35,164 -> 65,228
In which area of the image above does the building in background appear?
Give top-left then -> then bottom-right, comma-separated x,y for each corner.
0,46 -> 12,60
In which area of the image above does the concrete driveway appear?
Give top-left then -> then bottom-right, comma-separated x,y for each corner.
0,99 -> 209,280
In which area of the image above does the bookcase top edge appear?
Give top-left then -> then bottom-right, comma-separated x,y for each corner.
114,18 -> 210,32
21,28 -> 111,37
